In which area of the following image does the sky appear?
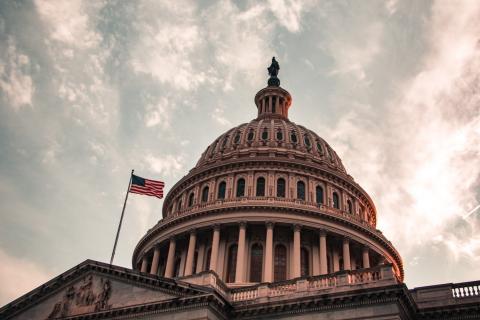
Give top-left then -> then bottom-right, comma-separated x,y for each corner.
0,0 -> 479,306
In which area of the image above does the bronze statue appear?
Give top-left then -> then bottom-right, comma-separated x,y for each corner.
267,57 -> 280,86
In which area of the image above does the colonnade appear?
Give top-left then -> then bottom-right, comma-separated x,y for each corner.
139,222 -> 373,284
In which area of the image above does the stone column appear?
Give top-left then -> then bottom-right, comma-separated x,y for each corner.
235,222 -> 247,283
363,246 -> 370,268
343,238 -> 351,271
293,224 -> 301,278
164,238 -> 176,278
150,246 -> 161,275
264,222 -> 274,282
209,225 -> 221,272
140,256 -> 148,273
319,230 -> 328,275
184,230 -> 197,276
333,249 -> 340,272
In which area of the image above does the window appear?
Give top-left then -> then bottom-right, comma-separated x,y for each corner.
301,248 -> 310,277
177,199 -> 182,211
347,200 -> 353,214
236,178 -> 245,197
217,181 -> 226,199
290,131 -> 298,143
188,192 -> 195,207
249,244 -> 263,282
222,135 -> 229,148
297,181 -> 305,201
247,130 -> 254,141
234,132 -> 241,144
277,178 -> 286,198
304,135 -> 311,148
226,244 -> 238,283
276,130 -> 283,141
201,186 -> 209,203
261,128 -> 268,140
316,141 -> 323,154
316,186 -> 324,204
274,244 -> 287,281
333,192 -> 340,209
256,177 -> 265,196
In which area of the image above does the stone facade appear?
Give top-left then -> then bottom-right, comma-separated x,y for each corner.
1,62 -> 479,319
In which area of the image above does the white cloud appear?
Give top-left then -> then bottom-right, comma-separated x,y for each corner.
144,153 -> 184,177
212,106 -> 232,126
0,249 -> 52,306
0,39 -> 34,110
325,0 -> 480,263
144,97 -> 172,129
267,0 -> 313,33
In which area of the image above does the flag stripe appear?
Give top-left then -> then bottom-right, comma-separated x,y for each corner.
129,174 -> 164,199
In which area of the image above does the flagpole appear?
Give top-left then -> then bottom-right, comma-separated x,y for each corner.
110,169 -> 134,265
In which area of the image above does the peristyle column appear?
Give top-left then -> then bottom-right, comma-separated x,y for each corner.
363,246 -> 370,268
209,225 -> 221,272
140,256 -> 148,273
319,230 -> 328,275
293,224 -> 301,278
235,222 -> 247,283
343,238 -> 351,271
264,222 -> 274,282
164,237 -> 176,277
184,230 -> 197,276
150,246 -> 161,275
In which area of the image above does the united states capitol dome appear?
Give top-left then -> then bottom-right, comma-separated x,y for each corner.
133,57 -> 403,285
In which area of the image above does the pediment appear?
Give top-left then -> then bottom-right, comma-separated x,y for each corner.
1,260 -> 207,320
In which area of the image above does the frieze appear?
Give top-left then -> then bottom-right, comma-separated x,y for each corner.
46,276 -> 111,319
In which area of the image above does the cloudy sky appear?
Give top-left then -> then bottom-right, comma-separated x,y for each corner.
1,0 -> 479,305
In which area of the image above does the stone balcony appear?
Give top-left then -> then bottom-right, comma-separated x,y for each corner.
180,264 -> 399,304
410,280 -> 480,309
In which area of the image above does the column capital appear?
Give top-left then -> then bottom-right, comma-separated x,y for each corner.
213,224 -> 221,231
362,244 -> 370,252
169,236 -> 177,243
266,221 -> 275,229
189,229 -> 197,236
239,221 -> 247,228
293,224 -> 302,232
318,229 -> 327,236
343,236 -> 350,244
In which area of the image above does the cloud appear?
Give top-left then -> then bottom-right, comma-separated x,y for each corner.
0,38 -> 34,110
0,249 -> 52,306
144,97 -> 172,129
212,106 -> 232,126
144,153 -> 185,177
325,0 -> 480,263
267,0 -> 313,33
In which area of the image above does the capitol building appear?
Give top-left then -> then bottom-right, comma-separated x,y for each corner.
1,58 -> 479,320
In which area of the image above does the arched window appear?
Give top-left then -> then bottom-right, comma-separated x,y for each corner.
316,186 -> 324,204
274,244 -> 287,281
249,244 -> 263,282
316,141 -> 323,154
297,181 -> 305,201
236,178 -> 245,197
347,200 -> 353,214
226,244 -> 238,283
256,177 -> 265,196
201,186 -> 209,203
261,128 -> 268,140
217,181 -> 226,199
177,199 -> 182,211
301,248 -> 310,277
277,178 -> 286,198
188,192 -> 195,207
304,135 -> 311,148
333,192 -> 340,209
290,131 -> 298,143
234,132 -> 241,144
205,248 -> 212,271
247,130 -> 254,141
276,130 -> 283,141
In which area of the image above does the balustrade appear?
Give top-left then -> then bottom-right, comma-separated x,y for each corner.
452,281 -> 480,298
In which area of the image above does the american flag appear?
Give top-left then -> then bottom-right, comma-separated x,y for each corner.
129,174 -> 164,199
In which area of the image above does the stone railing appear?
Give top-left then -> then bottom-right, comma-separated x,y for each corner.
452,281 -> 480,298
229,264 -> 396,303
163,196 -> 373,229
